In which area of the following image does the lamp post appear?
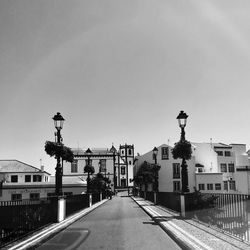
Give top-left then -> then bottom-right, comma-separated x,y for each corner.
152,147 -> 159,192
85,148 -> 92,194
52,112 -> 65,196
176,110 -> 189,193
153,147 -> 158,165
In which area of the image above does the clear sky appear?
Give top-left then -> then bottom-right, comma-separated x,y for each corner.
0,0 -> 250,175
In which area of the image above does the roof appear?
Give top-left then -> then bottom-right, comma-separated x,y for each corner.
192,142 -> 232,148
49,175 -> 87,185
72,147 -> 114,156
0,160 -> 51,175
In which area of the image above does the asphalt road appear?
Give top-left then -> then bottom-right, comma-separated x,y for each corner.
35,192 -> 182,250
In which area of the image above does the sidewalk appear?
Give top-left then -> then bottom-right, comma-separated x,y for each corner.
4,199 -> 109,250
132,196 -> 250,250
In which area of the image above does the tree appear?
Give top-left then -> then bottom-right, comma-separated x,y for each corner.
134,161 -> 161,192
89,173 -> 105,193
84,164 -> 95,193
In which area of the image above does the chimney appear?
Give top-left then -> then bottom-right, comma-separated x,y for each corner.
41,165 -> 44,172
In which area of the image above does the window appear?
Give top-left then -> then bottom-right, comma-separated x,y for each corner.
25,175 -> 31,182
30,193 -> 40,200
173,163 -> 180,179
225,151 -> 231,157
129,161 -> 132,165
216,151 -> 223,156
99,159 -> 106,172
220,164 -> 227,173
173,181 -> 181,192
229,180 -> 236,190
33,175 -> 42,182
223,181 -> 228,190
228,163 -> 235,173
215,183 -> 221,190
207,184 -> 213,190
162,147 -> 169,160
198,184 -> 205,190
71,160 -> 78,173
121,166 -> 125,175
11,194 -> 22,201
11,175 -> 18,183
128,149 -> 132,155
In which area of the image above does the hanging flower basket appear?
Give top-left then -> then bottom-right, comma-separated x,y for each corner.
172,140 -> 192,160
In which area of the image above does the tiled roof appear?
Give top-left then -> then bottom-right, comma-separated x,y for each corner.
0,160 -> 50,174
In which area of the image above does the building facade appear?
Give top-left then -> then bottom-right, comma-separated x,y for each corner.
193,142 -> 250,194
134,142 -> 250,195
134,144 -> 196,193
0,160 -> 86,201
63,144 -> 135,191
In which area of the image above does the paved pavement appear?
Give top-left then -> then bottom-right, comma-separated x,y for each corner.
34,192 -> 181,250
132,196 -> 250,250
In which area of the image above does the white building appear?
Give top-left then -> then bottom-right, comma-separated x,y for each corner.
134,142 -> 250,195
134,144 -> 196,193
193,142 -> 250,194
0,160 -> 86,201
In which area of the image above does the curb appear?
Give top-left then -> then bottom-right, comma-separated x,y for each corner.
6,199 -> 109,250
131,196 -> 211,250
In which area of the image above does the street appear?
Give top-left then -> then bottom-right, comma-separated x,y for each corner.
34,192 -> 182,250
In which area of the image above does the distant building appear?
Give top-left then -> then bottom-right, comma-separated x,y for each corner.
118,144 -> 134,189
0,160 -> 86,201
63,143 -> 135,191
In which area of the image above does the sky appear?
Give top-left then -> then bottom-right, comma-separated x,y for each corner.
0,0 -> 250,175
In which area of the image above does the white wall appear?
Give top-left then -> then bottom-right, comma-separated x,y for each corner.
134,144 -> 196,193
192,143 -> 218,172
4,172 -> 50,183
231,144 -> 249,167
196,173 -> 223,193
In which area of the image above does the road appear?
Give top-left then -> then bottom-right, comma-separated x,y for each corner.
35,192 -> 182,250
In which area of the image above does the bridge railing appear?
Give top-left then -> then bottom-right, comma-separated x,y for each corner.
0,197 -> 57,248
0,193 -> 106,248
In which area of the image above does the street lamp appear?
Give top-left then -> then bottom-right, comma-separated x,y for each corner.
176,110 -> 189,193
85,148 -> 92,194
177,110 -> 188,142
153,147 -> 158,165
52,112 -> 65,196
152,147 -> 159,195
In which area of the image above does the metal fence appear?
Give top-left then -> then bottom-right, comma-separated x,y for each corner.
186,193 -> 250,242
0,197 -> 57,248
65,194 -> 89,217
